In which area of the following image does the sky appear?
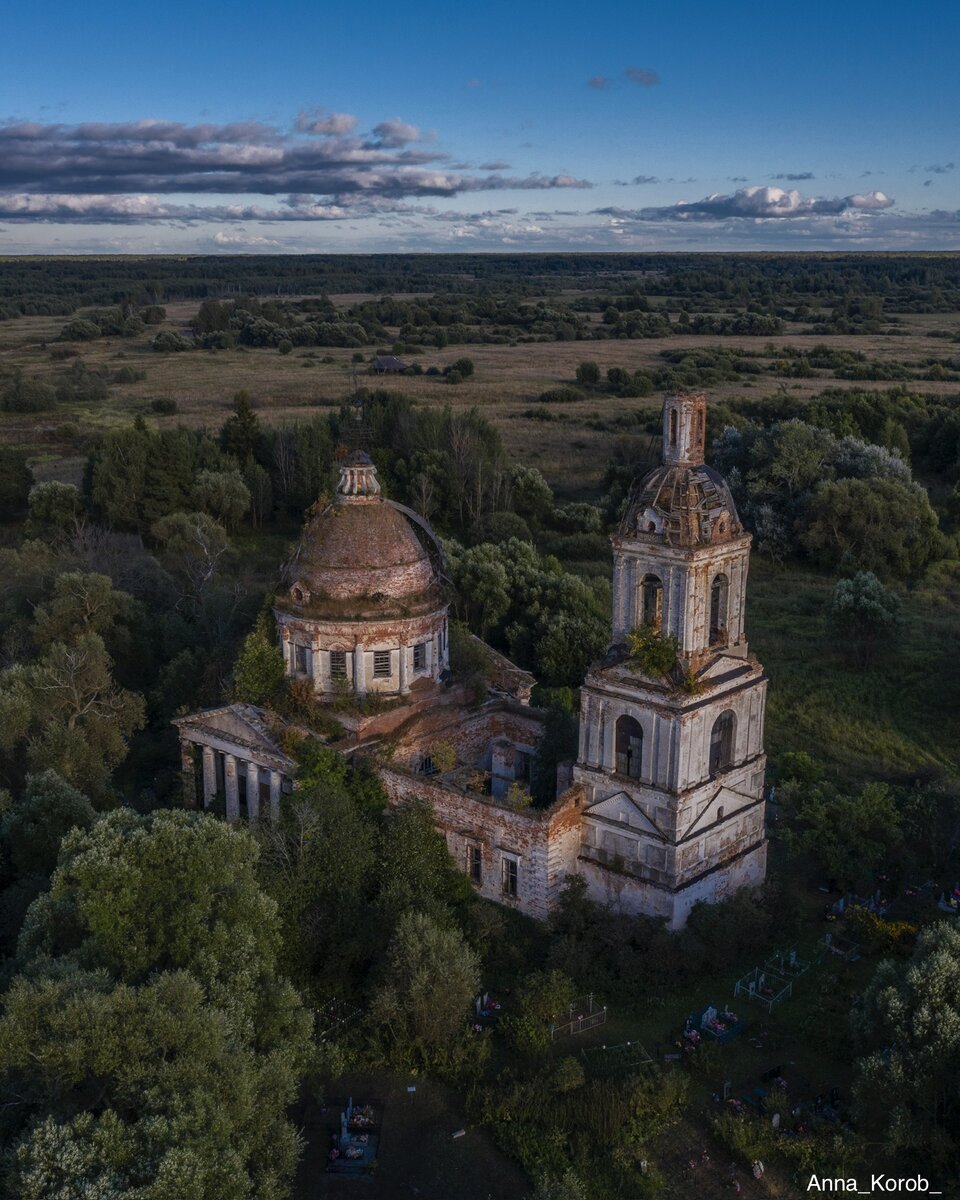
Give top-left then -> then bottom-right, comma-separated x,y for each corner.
1,0 -> 958,254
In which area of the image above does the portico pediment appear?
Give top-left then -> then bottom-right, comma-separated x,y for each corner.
173,703 -> 296,771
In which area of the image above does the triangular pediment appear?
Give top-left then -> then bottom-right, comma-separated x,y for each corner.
585,791 -> 664,837
683,784 -> 756,838
174,704 -> 294,766
698,654 -> 748,681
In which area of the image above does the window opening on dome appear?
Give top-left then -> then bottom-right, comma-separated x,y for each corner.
709,711 -> 736,777
291,585 -> 304,604
373,650 -> 391,678
330,650 -> 347,679
413,642 -> 427,672
615,715 -> 643,779
641,574 -> 663,630
710,574 -> 729,645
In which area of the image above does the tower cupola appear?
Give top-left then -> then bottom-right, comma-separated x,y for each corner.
663,391 -> 707,467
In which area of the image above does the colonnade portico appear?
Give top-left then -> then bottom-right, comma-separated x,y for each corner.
174,704 -> 296,826
198,743 -> 285,822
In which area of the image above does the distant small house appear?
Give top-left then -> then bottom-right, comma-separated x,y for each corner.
369,355 -> 408,374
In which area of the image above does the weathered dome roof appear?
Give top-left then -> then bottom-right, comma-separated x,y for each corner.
620,462 -> 744,548
279,456 -> 443,615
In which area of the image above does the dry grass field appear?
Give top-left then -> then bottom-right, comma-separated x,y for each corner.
3,294 -> 959,496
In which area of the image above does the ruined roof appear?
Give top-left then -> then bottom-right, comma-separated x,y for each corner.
618,391 -> 745,549
278,456 -> 444,615
619,461 -> 744,548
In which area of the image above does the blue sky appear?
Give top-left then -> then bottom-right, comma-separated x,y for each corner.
1,0 -> 958,252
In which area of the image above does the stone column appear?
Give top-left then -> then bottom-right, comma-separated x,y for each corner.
224,754 -> 239,822
246,762 -> 260,823
269,770 -> 282,821
398,644 -> 409,694
353,644 -> 366,695
202,745 -> 216,808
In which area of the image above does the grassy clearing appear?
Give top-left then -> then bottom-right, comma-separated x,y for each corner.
748,557 -> 960,783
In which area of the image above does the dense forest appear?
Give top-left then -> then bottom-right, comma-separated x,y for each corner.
0,255 -> 959,1199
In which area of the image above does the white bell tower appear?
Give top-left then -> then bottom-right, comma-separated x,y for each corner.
573,392 -> 768,928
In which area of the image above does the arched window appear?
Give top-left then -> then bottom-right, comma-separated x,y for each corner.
709,711 -> 736,777
641,574 -> 663,630
615,715 -> 643,779
709,573 -> 729,646
669,408 -> 678,446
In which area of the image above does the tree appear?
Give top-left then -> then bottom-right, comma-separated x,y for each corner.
0,634 -> 145,800
220,391 -> 263,463
509,465 -> 554,528
781,778 -> 902,891
852,922 -> 960,1168
0,447 -> 33,518
24,481 -> 84,543
31,571 -> 134,651
826,571 -> 901,668
151,512 -> 231,610
192,469 -> 251,532
3,809 -> 312,1200
799,477 -> 946,580
377,803 -> 473,917
0,769 -> 95,882
370,910 -> 479,1064
0,770 -> 96,952
232,618 -> 285,706
575,361 -> 600,387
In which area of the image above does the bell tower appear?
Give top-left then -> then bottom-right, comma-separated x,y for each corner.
573,393 -> 767,928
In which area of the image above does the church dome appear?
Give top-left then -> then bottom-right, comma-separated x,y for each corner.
621,460 -> 743,548
280,452 -> 441,613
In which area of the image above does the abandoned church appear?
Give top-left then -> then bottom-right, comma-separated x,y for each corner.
174,391 -> 768,928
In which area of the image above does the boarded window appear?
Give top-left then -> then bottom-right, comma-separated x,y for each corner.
413,642 -> 426,671
373,650 -> 391,677
330,650 -> 347,678
615,715 -> 643,780
501,855 -> 518,898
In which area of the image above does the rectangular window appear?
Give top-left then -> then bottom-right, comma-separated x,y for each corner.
514,750 -> 530,781
468,845 -> 482,883
501,855 -> 518,898
294,643 -> 310,675
330,650 -> 347,679
373,650 -> 391,678
413,642 -> 426,672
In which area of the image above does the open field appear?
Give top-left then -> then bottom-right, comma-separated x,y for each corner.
3,297 -> 960,494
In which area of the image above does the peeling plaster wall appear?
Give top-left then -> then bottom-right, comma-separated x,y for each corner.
379,764 -> 583,920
